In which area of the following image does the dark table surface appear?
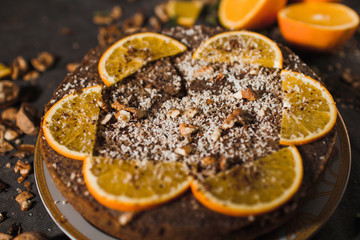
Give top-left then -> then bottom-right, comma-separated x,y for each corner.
0,0 -> 360,239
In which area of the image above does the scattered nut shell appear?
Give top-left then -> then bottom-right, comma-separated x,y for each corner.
174,145 -> 193,156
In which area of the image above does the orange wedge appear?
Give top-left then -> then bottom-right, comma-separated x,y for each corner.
42,85 -> 102,160
98,32 -> 187,86
218,0 -> 287,30
83,157 -> 192,212
191,146 -> 303,216
193,31 -> 283,68
278,2 -> 359,51
280,70 -> 337,145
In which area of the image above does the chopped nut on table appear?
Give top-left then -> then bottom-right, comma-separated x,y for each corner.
22,70 -> 40,81
31,52 -> 54,72
1,107 -> 18,122
122,12 -> 144,31
11,56 -> 28,80
110,6 -> 122,20
4,129 -> 20,141
12,144 -> 35,158
15,191 -> 34,211
0,233 -> 12,240
14,160 -> 31,183
0,125 -> 14,154
154,3 -> 169,23
13,232 -> 49,240
0,80 -> 20,109
16,103 -> 40,136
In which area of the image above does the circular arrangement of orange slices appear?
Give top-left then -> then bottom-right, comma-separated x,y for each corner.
43,30 -> 338,216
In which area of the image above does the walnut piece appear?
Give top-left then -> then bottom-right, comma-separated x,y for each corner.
11,56 -> 28,80
115,110 -> 131,123
149,16 -> 161,31
13,232 -> 49,240
184,107 -> 198,119
202,156 -> 217,165
110,6 -> 122,20
0,81 -> 20,109
16,103 -> 40,135
22,70 -> 40,81
167,109 -> 181,119
221,109 -> 247,130
14,160 -> 31,179
1,107 -> 18,122
0,233 -> 12,240
4,129 -> 19,141
66,62 -> 80,73
15,191 -> 34,211
179,123 -> 198,137
175,145 -> 193,156
122,13 -> 144,31
31,52 -> 54,72
154,3 -> 169,22
233,87 -> 257,101
210,128 -> 222,142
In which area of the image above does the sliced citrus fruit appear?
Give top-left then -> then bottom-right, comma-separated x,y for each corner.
191,146 -> 303,216
166,0 -> 204,27
218,0 -> 286,30
278,2 -> 359,51
280,70 -> 337,145
193,31 -> 283,68
83,157 -> 192,212
98,32 -> 187,86
42,85 -> 102,160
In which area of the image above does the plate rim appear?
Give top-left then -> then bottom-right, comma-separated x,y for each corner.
34,112 -> 351,240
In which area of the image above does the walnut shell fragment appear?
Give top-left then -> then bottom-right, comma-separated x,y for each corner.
0,81 -> 20,109
16,103 -> 40,136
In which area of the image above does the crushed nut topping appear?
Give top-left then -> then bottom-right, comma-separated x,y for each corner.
15,191 -> 34,211
179,123 -> 198,137
233,87 -> 257,101
168,108 -> 181,118
222,109 -> 247,130
175,144 -> 193,156
184,107 -> 198,119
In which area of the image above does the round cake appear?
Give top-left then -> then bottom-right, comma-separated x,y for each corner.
39,26 -> 336,240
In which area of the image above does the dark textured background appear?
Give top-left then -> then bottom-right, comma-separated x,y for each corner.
0,0 -> 359,239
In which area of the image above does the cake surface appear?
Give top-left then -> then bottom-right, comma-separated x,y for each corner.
40,25 -> 336,240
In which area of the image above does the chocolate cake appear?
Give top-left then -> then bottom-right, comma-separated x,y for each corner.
39,26 -> 336,240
